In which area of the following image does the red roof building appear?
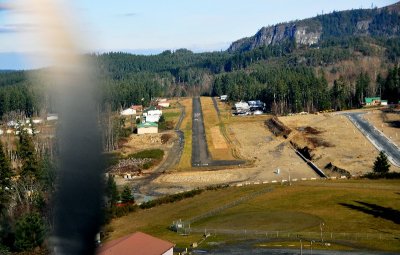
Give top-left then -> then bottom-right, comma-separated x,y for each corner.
97,232 -> 174,255
131,105 -> 143,112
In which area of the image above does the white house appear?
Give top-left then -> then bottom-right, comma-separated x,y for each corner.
144,109 -> 162,117
145,115 -> 161,123
220,95 -> 228,101
120,108 -> 137,116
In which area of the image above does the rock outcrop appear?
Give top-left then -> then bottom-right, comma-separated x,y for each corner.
228,22 -> 322,52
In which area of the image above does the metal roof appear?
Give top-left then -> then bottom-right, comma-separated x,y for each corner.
137,122 -> 158,128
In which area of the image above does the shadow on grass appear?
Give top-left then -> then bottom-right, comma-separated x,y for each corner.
339,201 -> 400,224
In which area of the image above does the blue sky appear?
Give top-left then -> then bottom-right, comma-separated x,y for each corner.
0,0 -> 397,69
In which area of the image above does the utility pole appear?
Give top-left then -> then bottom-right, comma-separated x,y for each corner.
310,240 -> 314,255
320,222 -> 325,242
300,239 -> 302,255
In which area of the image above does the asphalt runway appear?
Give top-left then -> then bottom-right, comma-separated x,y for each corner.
343,112 -> 400,167
191,97 -> 245,167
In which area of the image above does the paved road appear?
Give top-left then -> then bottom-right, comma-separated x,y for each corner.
192,97 -> 210,166
132,102 -> 186,199
343,112 -> 400,167
191,97 -> 245,167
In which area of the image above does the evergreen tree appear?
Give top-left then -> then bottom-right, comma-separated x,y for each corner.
373,151 -> 390,175
106,175 -> 119,205
0,142 -> 12,215
17,130 -> 40,179
120,185 -> 134,204
14,212 -> 46,251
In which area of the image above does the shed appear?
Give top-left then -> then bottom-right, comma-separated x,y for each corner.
120,108 -> 137,116
97,231 -> 174,255
137,122 -> 158,134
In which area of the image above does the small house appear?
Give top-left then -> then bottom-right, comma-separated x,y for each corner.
97,231 -> 174,255
131,105 -> 143,112
143,107 -> 162,117
158,102 -> 170,108
381,100 -> 388,106
364,97 -> 381,106
137,122 -> 158,134
120,108 -> 137,116
220,95 -> 228,101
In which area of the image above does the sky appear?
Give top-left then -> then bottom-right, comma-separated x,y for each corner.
0,0 -> 398,69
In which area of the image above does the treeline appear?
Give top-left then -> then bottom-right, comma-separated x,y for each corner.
212,66 -> 330,114
0,31 -> 399,117
212,65 -> 400,114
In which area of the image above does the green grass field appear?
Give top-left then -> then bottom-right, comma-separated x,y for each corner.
105,179 -> 400,252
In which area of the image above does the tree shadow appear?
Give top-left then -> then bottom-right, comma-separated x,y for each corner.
386,120 -> 400,128
339,201 -> 400,224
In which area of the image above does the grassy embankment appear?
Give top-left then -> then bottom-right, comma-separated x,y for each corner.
175,98 -> 192,170
105,179 -> 400,252
200,97 -> 236,160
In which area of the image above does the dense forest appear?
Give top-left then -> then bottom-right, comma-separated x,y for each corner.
0,4 -> 399,118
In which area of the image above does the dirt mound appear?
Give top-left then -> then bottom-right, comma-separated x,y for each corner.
325,162 -> 351,177
308,137 -> 334,148
266,117 -> 292,137
297,126 -> 322,134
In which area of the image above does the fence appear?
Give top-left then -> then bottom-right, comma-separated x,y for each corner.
172,186 -> 274,235
185,228 -> 398,242
186,186 -> 274,225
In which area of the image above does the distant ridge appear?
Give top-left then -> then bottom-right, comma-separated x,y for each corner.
228,1 -> 400,52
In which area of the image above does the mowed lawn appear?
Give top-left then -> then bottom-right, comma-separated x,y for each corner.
105,179 -> 400,251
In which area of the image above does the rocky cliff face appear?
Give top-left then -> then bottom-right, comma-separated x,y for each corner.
228,1 -> 400,53
228,22 -> 322,52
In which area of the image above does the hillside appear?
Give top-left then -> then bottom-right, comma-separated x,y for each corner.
0,2 -> 399,117
228,2 -> 400,52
